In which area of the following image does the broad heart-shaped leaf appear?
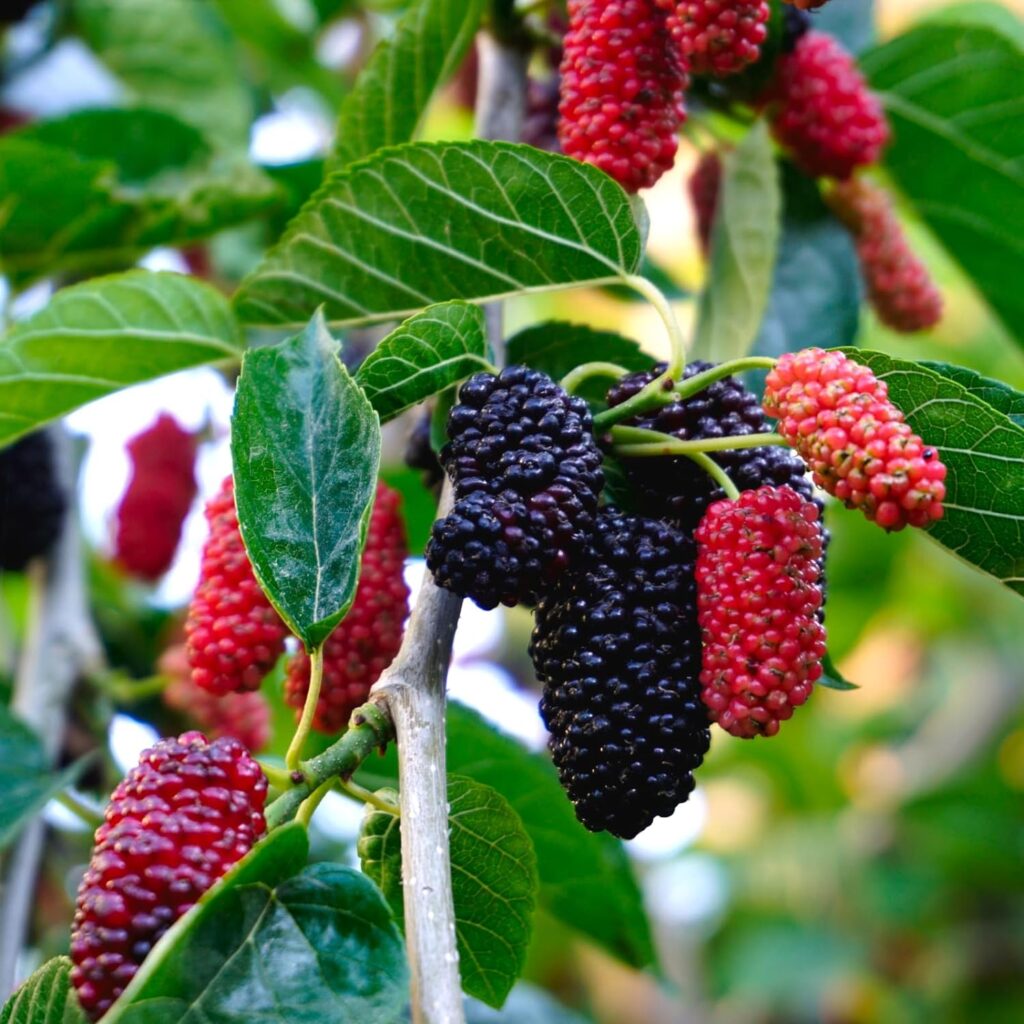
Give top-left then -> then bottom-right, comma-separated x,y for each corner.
358,776 -> 538,1009
355,302 -> 491,423
752,163 -> 861,363
234,141 -> 643,329
0,110 -> 280,284
329,0 -> 484,171
73,0 -> 252,145
862,26 -> 1024,348
0,708 -> 90,849
106,823 -> 408,1024
506,321 -> 656,405
920,362 -> 1024,428
0,957 -> 87,1024
232,312 -> 381,649
357,703 -> 655,970
693,121 -> 781,363
0,271 -> 241,448
837,349 -> 1024,597
930,2 -> 1024,50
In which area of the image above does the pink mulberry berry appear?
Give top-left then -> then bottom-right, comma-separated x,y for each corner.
695,485 -> 827,739
184,477 -> 289,695
764,30 -> 889,180
659,1 -> 770,77
559,0 -> 688,192
828,177 -> 943,333
763,348 -> 947,530
114,414 -> 198,581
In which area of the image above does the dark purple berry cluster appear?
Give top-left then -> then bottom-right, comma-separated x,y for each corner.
426,367 -> 603,610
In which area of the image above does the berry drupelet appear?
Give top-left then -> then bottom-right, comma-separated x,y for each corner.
285,483 -> 410,733
185,477 -> 289,694
764,348 -> 947,530
0,429 -> 67,572
558,0 -> 688,192
427,366 -> 604,609
764,30 -> 889,180
659,1 -> 770,77
695,485 -> 827,738
114,413 -> 198,581
532,508 -> 710,839
70,732 -> 267,1020
606,361 -> 815,531
827,177 -> 943,333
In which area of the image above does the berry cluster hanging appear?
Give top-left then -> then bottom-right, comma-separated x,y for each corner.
428,346 -> 946,838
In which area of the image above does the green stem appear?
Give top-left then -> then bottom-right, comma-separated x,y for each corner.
612,427 -> 787,455
686,451 -> 741,500
296,779 -> 333,828
259,761 -> 293,791
560,361 -> 630,395
265,701 -> 394,831
101,673 -> 170,703
624,274 -> 687,378
286,645 -> 324,773
671,356 -> 777,403
55,790 -> 104,831
337,778 -> 400,815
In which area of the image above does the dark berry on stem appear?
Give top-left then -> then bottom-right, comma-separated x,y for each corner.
0,430 -> 67,572
427,367 -> 604,609
532,509 -> 710,839
70,732 -> 267,1020
606,361 -> 815,531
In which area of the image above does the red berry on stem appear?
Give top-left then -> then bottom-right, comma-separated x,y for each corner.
185,477 -> 289,695
828,177 -> 943,333
285,483 -> 410,734
764,30 -> 889,180
70,732 -> 267,1020
114,414 -> 198,581
559,0 -> 688,193
782,0 -> 832,9
660,1 -> 770,77
688,149 -> 723,255
695,485 -> 827,739
763,348 -> 947,530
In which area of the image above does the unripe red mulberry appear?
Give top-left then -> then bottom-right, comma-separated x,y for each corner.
763,348 -> 947,530
659,1 -> 770,77
114,414 -> 198,581
70,732 -> 267,1020
184,477 -> 289,695
559,0 -> 688,192
782,0 -> 831,9
695,486 -> 826,738
827,177 -> 943,333
160,644 -> 271,752
688,150 -> 723,255
764,31 -> 889,180
285,483 -> 410,733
